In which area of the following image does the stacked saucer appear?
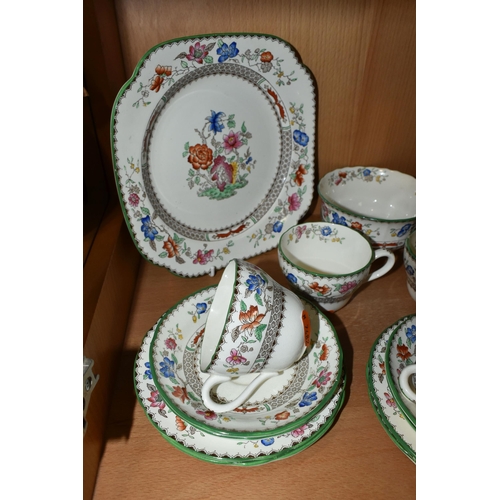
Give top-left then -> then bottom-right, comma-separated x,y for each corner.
366,314 -> 416,463
134,285 -> 345,465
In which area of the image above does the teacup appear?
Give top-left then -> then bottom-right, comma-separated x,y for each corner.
200,259 -> 311,413
278,222 -> 396,312
403,227 -> 416,300
319,166 -> 416,250
399,364 -> 416,403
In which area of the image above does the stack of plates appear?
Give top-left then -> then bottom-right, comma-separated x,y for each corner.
134,285 -> 345,465
366,314 -> 416,463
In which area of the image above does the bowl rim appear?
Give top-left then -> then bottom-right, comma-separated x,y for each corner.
319,167 -> 416,224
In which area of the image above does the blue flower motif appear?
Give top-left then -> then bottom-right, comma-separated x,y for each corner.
397,224 -> 412,237
141,215 -> 158,241
273,221 -> 283,233
331,212 -> 348,226
299,391 -> 318,407
286,273 -> 298,284
160,357 -> 175,378
321,226 -> 332,237
217,41 -> 239,62
144,362 -> 152,380
406,325 -> 416,343
246,274 -> 266,295
206,110 -> 225,135
245,156 -> 253,164
406,265 -> 414,276
261,438 -> 275,446
196,302 -> 208,315
363,168 -> 372,176
293,130 -> 309,147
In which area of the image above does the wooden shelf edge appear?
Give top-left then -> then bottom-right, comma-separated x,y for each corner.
83,215 -> 141,500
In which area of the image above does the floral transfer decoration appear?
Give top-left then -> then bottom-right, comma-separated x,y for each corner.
149,286 -> 342,438
328,167 -> 387,187
183,111 -> 256,200
368,316 -> 416,459
121,156 -> 235,266
383,315 -> 417,432
320,167 -> 415,249
136,323 -> 345,462
280,223 -> 362,305
113,34 -> 315,276
246,103 -> 312,249
134,39 -> 300,108
321,202 -> 382,242
394,322 -> 416,376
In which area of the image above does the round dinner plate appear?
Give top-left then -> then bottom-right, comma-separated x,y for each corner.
366,315 -> 416,463
135,321 -> 346,466
112,33 -> 316,277
149,285 -> 343,439
385,315 -> 416,429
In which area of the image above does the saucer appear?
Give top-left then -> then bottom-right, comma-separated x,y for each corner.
149,285 -> 343,439
385,315 -> 416,429
366,315 -> 416,463
136,321 -> 346,465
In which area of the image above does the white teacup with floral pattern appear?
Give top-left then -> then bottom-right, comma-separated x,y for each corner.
278,222 -> 396,312
319,167 -> 416,250
200,259 -> 311,413
403,227 -> 416,300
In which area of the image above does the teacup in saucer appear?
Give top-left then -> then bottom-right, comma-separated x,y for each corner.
149,285 -> 343,439
385,314 -> 416,428
200,259 -> 310,413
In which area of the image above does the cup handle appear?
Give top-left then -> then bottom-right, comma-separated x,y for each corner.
201,371 -> 279,413
399,364 -> 416,403
367,249 -> 396,282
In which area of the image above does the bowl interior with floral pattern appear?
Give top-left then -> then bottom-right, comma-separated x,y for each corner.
319,167 -> 416,222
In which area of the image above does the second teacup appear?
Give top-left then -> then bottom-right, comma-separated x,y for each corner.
200,259 -> 311,413
278,222 -> 396,312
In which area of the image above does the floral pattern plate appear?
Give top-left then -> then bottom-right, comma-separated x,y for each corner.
385,315 -> 416,429
112,34 -> 316,277
366,316 -> 416,463
136,322 -> 345,465
150,285 -> 343,439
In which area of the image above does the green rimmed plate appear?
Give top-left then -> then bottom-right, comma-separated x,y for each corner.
136,321 -> 345,465
366,315 -> 416,463
385,315 -> 416,429
149,285 -> 343,439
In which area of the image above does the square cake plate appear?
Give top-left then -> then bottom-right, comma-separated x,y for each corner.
111,33 -> 316,277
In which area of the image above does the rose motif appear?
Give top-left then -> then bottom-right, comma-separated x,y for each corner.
188,144 -> 213,170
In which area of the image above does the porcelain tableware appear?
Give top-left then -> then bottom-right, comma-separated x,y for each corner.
367,315 -> 416,462
399,364 -> 416,403
319,167 -> 416,250
385,314 -> 416,428
149,285 -> 343,439
278,222 -> 396,312
200,259 -> 311,412
112,33 -> 316,277
403,228 -> 416,300
137,323 -> 345,465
